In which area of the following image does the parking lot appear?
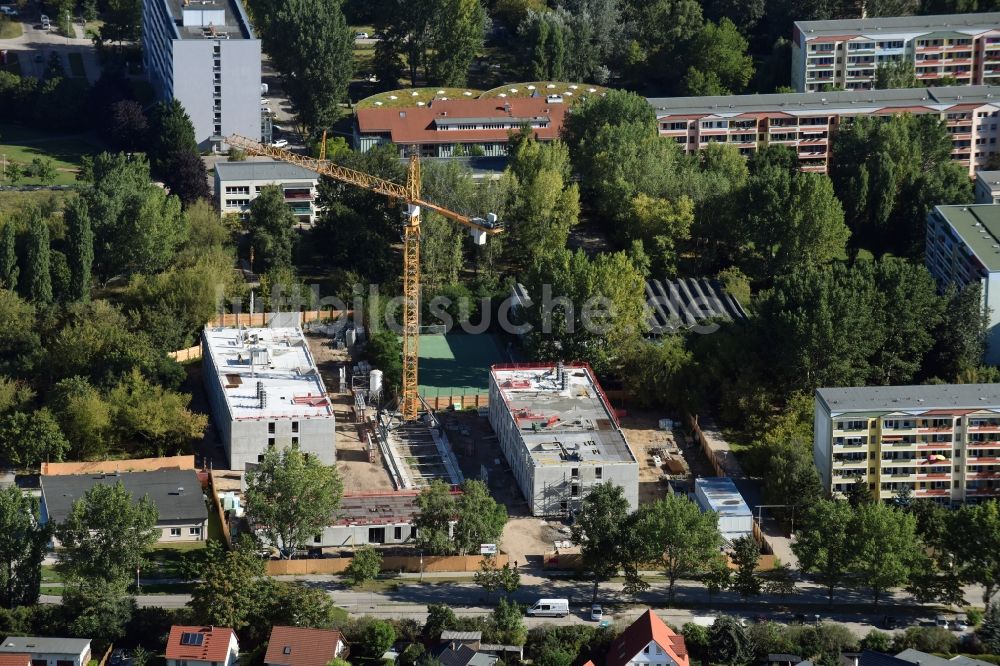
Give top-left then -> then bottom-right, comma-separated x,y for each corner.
0,5 -> 102,83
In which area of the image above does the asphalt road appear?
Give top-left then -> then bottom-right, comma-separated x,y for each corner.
40,573 -> 987,638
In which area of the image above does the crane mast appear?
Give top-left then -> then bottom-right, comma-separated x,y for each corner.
225,134 -> 500,421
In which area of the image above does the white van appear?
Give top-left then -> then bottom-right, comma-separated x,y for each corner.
526,598 -> 570,618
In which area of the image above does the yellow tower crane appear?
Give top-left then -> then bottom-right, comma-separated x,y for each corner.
225,134 -> 501,421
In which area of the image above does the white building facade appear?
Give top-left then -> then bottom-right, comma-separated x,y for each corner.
142,0 -> 261,149
487,364 -> 639,516
202,325 -> 336,470
215,161 -> 322,224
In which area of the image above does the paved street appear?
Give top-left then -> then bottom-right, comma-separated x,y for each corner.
40,571 -> 987,639
0,13 -> 102,83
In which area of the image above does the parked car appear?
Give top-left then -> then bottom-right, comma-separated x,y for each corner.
354,31 -> 368,39
526,598 -> 569,618
0,6 -> 19,17
794,613 -> 821,625
935,615 -> 949,628
270,138 -> 288,148
590,604 -> 603,622
882,615 -> 899,630
953,616 -> 969,631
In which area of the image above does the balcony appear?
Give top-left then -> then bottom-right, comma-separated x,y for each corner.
967,440 -> 1000,448
915,488 -> 952,497
968,423 -> 1000,432
967,487 -> 1000,496
916,472 -> 951,480
833,459 -> 868,468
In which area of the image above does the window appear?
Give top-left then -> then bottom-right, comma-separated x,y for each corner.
292,421 -> 299,433
189,527 -> 201,536
595,467 -> 603,480
571,468 -> 579,478
258,454 -> 265,462
571,485 -> 579,497
644,646 -> 651,654
395,526 -> 403,540
268,422 -> 276,433
292,437 -> 299,447
180,632 -> 205,646
268,437 -> 275,448
170,528 -> 181,537
283,648 -> 291,655
314,534 -> 322,543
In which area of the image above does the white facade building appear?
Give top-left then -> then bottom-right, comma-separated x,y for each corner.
142,0 -> 261,149
694,477 -> 753,543
975,170 -> 1000,203
792,13 -> 1000,93
0,638 -> 92,666
487,363 -> 639,516
215,160 -> 322,224
202,325 -> 336,470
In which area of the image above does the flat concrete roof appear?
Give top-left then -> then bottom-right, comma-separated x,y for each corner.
333,490 -> 459,526
162,0 -> 254,40
203,326 -> 333,420
215,160 -> 319,183
0,638 -> 91,655
695,477 -> 752,517
794,12 -> 1000,40
491,364 -> 636,466
931,204 -> 1000,273
816,384 -> 1000,413
977,170 -> 1000,186
647,86 -> 1000,118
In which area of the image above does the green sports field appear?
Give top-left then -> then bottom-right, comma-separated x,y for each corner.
416,333 -> 508,398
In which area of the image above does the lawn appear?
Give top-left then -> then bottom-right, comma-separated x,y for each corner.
480,81 -> 606,104
0,122 -> 105,186
356,86 -> 484,109
145,543 -> 209,579
67,52 -> 85,78
0,18 -> 22,39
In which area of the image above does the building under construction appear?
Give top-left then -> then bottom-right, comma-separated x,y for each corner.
488,363 -> 639,516
202,325 -> 336,469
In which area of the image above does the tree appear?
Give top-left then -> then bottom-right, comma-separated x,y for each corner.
63,197 -> 93,301
860,630 -> 893,652
189,540 -> 270,631
475,555 -> 520,599
56,481 -> 159,588
491,597 -> 527,646
763,559 -> 797,598
163,150 -> 210,206
244,447 -> 344,559
262,0 -> 353,131
702,553 -> 732,602
570,483 -> 633,603
29,158 -> 56,185
247,185 -> 296,272
847,477 -> 873,507
850,501 -> 921,604
730,535 -> 761,599
681,19 -> 754,96
929,283 -> 989,382
874,59 -> 918,89
636,494 -> 721,602
362,620 -> 396,659
104,100 -> 149,153
762,440 -> 823,519
49,377 -> 112,461
106,368 -> 207,457
413,479 -> 457,555
453,479 -> 507,555
0,409 -> 70,469
950,500 -> 1000,605
0,486 -> 49,609
147,100 -> 198,171
63,579 -> 136,642
793,499 -> 854,604
267,580 -> 342,628
100,0 -> 142,43
4,163 -> 23,185
709,616 -> 753,666
24,216 -> 52,304
423,602 -> 458,640
0,223 -> 18,290
979,602 -> 1000,654
345,545 -> 382,586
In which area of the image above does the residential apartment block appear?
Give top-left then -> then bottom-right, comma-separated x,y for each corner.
215,161 -> 321,224
814,384 -> 1000,504
202,325 -> 336,470
975,169 -> 1000,202
354,97 -> 569,158
487,363 -> 639,516
142,0 -> 261,149
792,13 -> 1000,93
648,85 -> 1000,175
926,204 -> 1000,363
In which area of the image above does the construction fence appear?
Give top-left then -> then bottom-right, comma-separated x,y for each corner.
266,553 -> 508,576
207,470 -> 233,549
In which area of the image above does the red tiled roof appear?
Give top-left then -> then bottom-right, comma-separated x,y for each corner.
0,655 -> 30,666
356,97 -> 568,145
263,626 -> 347,666
165,626 -> 236,663
606,609 -> 690,666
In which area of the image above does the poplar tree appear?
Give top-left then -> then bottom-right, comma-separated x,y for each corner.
24,216 -> 52,304
0,223 -> 18,290
64,197 -> 93,301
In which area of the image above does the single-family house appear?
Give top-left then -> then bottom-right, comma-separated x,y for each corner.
602,609 -> 690,666
165,626 -> 239,666
0,637 -> 92,666
263,626 -> 348,666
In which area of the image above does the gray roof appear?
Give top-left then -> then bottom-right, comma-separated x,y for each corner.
646,277 -> 747,334
41,470 -> 208,524
816,384 -> 1000,413
440,631 -> 482,641
930,204 -> 1000,272
647,86 -> 1000,117
160,0 -> 254,40
0,637 -> 91,655
794,12 -> 1000,39
976,170 -> 1000,186
215,160 -> 319,183
896,650 -> 995,666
